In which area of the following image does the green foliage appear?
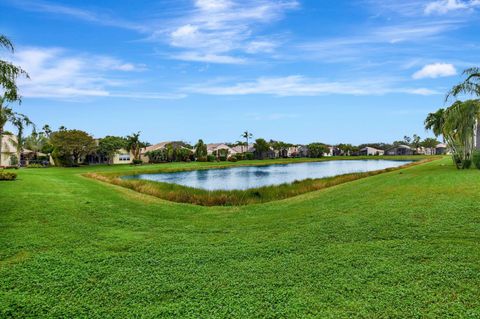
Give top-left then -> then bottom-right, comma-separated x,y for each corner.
207,154 -> 216,162
50,129 -> 97,166
422,137 -> 440,149
26,163 -> 43,168
196,156 -> 207,162
253,138 -> 270,159
307,143 -> 329,158
132,159 -> 143,165
227,156 -> 237,162
9,154 -> 18,166
245,152 -> 254,160
426,100 -> 480,169
0,35 -> 29,102
146,143 -> 193,163
98,136 -> 127,164
473,150 -> 480,169
0,170 -> 16,180
194,139 -> 207,158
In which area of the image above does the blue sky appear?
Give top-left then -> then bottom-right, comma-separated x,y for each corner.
1,0 -> 479,145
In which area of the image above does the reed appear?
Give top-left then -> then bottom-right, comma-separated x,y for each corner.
86,158 -> 435,206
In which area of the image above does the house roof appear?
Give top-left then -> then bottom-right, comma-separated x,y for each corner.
360,146 -> 383,152
436,143 -> 447,148
206,143 -> 232,152
141,141 -> 173,153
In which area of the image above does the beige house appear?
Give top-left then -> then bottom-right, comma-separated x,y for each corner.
1,135 -> 51,167
112,148 -> 133,164
1,135 -> 17,167
207,143 -> 233,156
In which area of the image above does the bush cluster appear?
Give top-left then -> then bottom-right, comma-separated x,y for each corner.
207,155 -> 216,162
196,156 -> 207,162
0,171 -> 17,181
228,156 -> 238,162
473,150 -> 480,169
27,164 -> 44,168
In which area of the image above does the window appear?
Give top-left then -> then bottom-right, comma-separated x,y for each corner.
119,154 -> 130,161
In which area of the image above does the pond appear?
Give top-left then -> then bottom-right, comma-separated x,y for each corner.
123,160 -> 412,191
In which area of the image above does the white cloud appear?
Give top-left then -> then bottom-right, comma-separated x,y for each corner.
173,52 -> 245,64
161,0 -> 298,63
425,0 -> 480,14
5,47 -> 179,100
186,75 -> 439,96
412,63 -> 457,79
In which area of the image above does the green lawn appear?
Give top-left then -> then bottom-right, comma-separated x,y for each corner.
1,157 -> 480,318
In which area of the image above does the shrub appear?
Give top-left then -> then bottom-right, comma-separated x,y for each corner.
463,159 -> 472,169
207,155 -> 216,162
197,156 -> 207,162
219,155 -> 227,161
228,156 -> 238,162
236,153 -> 245,161
27,164 -> 43,168
9,155 -> 18,166
245,152 -> 254,160
132,159 -> 143,165
473,150 -> 480,169
0,171 -> 17,181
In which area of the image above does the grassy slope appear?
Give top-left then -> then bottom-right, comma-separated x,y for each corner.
1,157 -> 480,318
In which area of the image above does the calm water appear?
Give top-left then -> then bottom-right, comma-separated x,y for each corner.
123,160 -> 411,191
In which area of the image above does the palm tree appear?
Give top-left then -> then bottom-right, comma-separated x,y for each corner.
424,108 -> 446,141
10,113 -> 33,167
426,100 -> 480,169
126,132 -> 142,161
0,35 -> 29,166
447,67 -> 480,100
241,131 -> 253,152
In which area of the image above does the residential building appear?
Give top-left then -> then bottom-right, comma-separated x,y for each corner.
385,145 -> 414,156
207,143 -> 233,156
359,146 -> 384,156
435,143 -> 448,155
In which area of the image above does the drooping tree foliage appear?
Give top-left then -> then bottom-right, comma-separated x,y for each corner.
307,143 -> 330,158
425,100 -> 480,169
0,35 -> 29,166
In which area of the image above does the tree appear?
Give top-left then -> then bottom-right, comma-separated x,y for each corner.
25,130 -> 49,157
241,131 -> 253,152
10,112 -> 34,167
126,132 -> 142,161
42,124 -> 52,137
422,137 -> 440,154
194,139 -> 207,158
98,136 -> 127,164
426,100 -> 480,169
447,67 -> 480,100
403,135 -> 412,145
50,129 -> 97,166
424,109 -> 446,141
0,35 -> 29,166
307,143 -> 330,158
411,134 -> 421,152
253,138 -> 269,159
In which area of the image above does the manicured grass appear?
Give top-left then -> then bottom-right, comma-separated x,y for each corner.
1,156 -> 480,318
86,157 -> 435,206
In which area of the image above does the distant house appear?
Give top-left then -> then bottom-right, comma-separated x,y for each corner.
207,143 -> 233,157
435,143 -> 448,155
140,141 -> 190,162
359,146 -> 384,156
1,135 -> 18,167
385,145 -> 414,156
1,135 -> 51,167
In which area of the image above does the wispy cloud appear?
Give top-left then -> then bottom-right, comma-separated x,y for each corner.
425,0 -> 480,15
5,0 -> 148,32
159,0 -> 298,63
185,75 -> 439,96
6,47 -> 181,100
412,63 -> 457,79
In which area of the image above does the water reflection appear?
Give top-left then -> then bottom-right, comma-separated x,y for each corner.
123,160 -> 411,191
